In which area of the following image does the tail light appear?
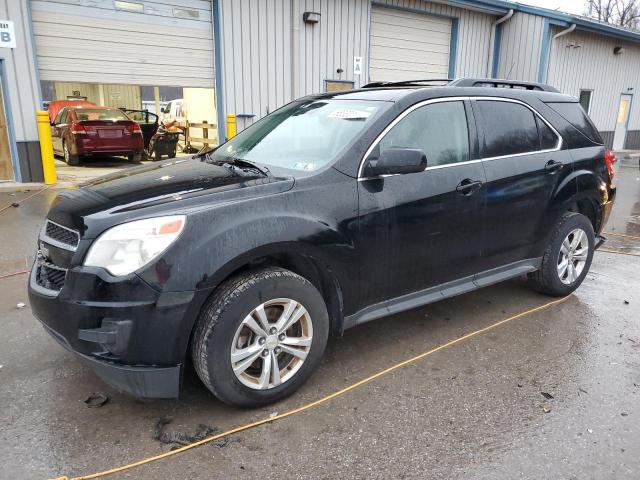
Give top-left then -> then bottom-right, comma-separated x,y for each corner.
126,123 -> 142,134
70,123 -> 86,135
604,149 -> 616,179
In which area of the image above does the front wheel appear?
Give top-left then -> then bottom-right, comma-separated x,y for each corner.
527,212 -> 595,296
192,267 -> 329,408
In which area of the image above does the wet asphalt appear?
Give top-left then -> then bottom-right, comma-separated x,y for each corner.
0,162 -> 639,480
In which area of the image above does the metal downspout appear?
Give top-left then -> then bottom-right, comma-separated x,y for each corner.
291,0 -> 300,101
546,23 -> 576,82
487,9 -> 514,78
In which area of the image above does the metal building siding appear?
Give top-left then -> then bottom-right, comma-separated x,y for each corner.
219,0 -> 370,132
0,0 -> 41,142
30,0 -> 215,87
372,0 -> 495,78
369,6 -> 452,82
495,12 -> 544,82
547,28 -> 640,133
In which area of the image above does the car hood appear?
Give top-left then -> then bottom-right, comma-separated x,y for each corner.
47,157 -> 294,238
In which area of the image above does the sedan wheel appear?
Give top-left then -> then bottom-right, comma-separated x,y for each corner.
231,298 -> 313,390
557,228 -> 589,285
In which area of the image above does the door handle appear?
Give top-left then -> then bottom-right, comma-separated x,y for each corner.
456,179 -> 483,195
545,160 -> 564,174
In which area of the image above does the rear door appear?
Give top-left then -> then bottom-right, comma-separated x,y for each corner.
357,99 -> 486,307
472,98 -> 570,270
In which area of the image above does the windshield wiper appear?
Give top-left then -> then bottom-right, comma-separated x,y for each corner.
204,153 -> 270,177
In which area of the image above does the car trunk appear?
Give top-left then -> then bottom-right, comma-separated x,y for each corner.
77,121 -> 141,152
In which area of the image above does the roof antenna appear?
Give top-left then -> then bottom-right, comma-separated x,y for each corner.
505,62 -> 515,80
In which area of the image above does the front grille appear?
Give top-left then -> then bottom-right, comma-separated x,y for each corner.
44,220 -> 80,250
34,262 -> 67,292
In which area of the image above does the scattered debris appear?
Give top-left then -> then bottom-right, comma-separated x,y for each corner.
16,302 -> 25,309
269,412 -> 278,419
624,300 -> 630,305
153,418 -> 235,450
84,392 -> 109,408
587,428 -> 593,434
579,387 -> 588,394
11,202 -> 19,208
517,384 -> 523,388
541,392 -> 554,400
542,404 -> 552,414
621,412 -> 629,417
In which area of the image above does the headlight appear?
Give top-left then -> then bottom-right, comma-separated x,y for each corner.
84,215 -> 186,276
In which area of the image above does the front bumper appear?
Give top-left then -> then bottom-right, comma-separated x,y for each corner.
28,264 -> 203,398
41,321 -> 181,398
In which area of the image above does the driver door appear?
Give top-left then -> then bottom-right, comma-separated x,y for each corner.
356,99 -> 487,308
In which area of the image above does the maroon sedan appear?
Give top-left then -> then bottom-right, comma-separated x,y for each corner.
51,106 -> 144,165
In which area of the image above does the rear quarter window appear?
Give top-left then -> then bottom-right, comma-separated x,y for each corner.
545,102 -> 603,147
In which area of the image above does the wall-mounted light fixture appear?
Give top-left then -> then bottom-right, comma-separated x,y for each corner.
303,11 -> 320,24
614,46 -> 625,55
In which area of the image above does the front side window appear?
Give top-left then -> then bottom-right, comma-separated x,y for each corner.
378,101 -> 470,167
476,101 -> 539,158
211,99 -> 386,171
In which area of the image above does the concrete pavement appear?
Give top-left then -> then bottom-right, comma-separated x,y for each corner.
0,162 -> 639,480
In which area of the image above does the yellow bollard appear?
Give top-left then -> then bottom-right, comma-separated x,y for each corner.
36,110 -> 57,185
226,113 -> 237,140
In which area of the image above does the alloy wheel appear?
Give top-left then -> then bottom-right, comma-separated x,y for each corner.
557,228 -> 589,285
63,142 -> 70,163
230,298 -> 313,390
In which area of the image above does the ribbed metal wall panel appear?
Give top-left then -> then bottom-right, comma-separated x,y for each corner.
547,28 -> 640,132
0,0 -> 41,142
495,12 -> 544,82
220,0 -> 370,132
374,0 -> 494,78
31,0 -> 215,87
220,0 -> 496,132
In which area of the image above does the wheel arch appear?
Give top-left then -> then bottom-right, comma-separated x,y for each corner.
184,241 -> 346,364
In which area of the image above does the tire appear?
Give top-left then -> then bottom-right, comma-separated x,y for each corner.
527,212 -> 595,296
192,267 -> 329,408
128,153 -> 142,163
155,150 -> 162,162
63,140 -> 80,166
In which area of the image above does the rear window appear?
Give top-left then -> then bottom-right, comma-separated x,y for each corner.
476,100 -> 540,157
545,102 -> 602,146
74,109 -> 130,122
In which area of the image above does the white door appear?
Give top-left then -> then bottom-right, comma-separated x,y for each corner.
30,0 -> 215,87
613,94 -> 632,150
369,6 -> 451,83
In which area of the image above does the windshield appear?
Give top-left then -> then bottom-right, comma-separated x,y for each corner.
210,99 -> 385,171
75,109 -> 130,122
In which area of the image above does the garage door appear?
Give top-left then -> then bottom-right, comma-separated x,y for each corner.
369,6 -> 451,83
30,0 -> 215,87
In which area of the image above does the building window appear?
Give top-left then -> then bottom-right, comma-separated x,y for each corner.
579,90 -> 592,114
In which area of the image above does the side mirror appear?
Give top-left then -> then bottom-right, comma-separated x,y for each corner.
363,147 -> 427,177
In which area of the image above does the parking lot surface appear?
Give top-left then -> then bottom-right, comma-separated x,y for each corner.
1,162 -> 639,480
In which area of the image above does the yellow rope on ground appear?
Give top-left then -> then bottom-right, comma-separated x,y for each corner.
604,232 -> 640,241
598,248 -> 640,257
51,295 -> 571,480
0,186 -> 52,215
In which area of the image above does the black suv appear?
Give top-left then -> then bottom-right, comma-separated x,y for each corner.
29,79 -> 616,407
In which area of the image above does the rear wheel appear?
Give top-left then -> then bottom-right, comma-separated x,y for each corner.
527,212 -> 595,296
62,140 -> 80,166
192,267 -> 329,408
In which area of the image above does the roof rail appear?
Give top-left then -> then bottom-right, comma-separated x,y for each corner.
449,78 -> 559,93
362,79 -> 452,88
